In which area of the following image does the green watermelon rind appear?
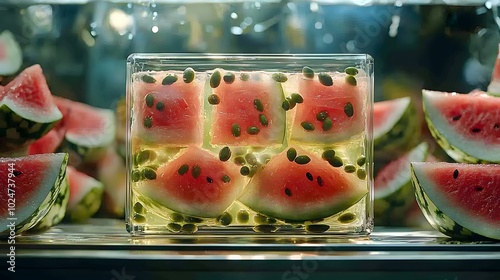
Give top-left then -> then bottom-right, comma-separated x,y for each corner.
410,163 -> 497,240
0,106 -> 59,142
29,175 -> 70,231
65,183 -> 104,223
422,90 -> 500,163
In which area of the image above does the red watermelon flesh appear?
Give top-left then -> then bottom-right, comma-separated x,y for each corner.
291,73 -> 366,144
411,162 -> 500,240
373,97 -> 410,139
131,71 -> 203,146
239,147 -> 367,221
210,71 -> 285,146
422,90 -> 500,163
135,146 -> 245,218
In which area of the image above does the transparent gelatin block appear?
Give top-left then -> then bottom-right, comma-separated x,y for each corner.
126,54 -> 374,236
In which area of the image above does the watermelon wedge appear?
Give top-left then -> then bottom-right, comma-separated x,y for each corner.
239,147 -> 367,221
0,30 -> 22,76
487,43 -> 500,97
411,162 -> 500,240
96,146 -> 126,218
64,166 -> 104,222
422,90 -> 500,163
0,153 -> 68,236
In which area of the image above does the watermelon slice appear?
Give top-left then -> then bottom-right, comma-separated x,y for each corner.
0,30 -> 22,76
0,153 -> 68,236
422,90 -> 500,163
209,70 -> 286,147
487,43 -> 500,97
64,166 -> 104,222
411,162 -> 500,240
30,172 -> 69,231
96,146 -> 126,218
131,70 -> 204,147
135,146 -> 245,218
0,65 -> 62,155
291,72 -> 366,144
239,147 -> 367,221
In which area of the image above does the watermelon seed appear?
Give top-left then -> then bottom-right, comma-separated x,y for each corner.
178,164 -> 189,175
169,212 -> 184,222
221,174 -> 231,183
240,166 -> 250,176
184,216 -> 204,223
272,72 -> 288,83
223,72 -> 235,84
133,214 -> 146,223
210,70 -> 222,88
322,149 -> 336,160
345,75 -> 357,86
253,99 -> 264,112
162,74 -> 178,85
317,176 -> 323,186
306,172 -> 313,181
141,75 -> 156,83
302,66 -> 315,79
133,202 -> 146,214
167,223 -> 182,233
13,170 -> 22,177
131,170 -> 142,182
322,117 -> 333,131
470,127 -> 481,133
181,224 -> 198,233
142,168 -> 157,180
247,126 -> 260,135
192,165 -> 201,179
453,169 -> 459,179
291,93 -> 304,104
285,188 -> 292,196
357,156 -> 366,166
305,224 -> 330,233
301,121 -> 315,131
254,214 -> 276,224
237,210 -> 250,223
183,67 -> 195,83
143,116 -> 153,129
344,102 -> 354,118
234,156 -> 246,166
338,212 -> 356,223
494,123 -> 499,129
282,100 -> 291,111
356,168 -> 367,180
328,156 -> 343,167
345,67 -> 359,76
286,97 -> 297,109
295,155 -> 311,165
208,94 -> 220,105
156,102 -> 165,112
240,73 -> 250,81
206,177 -> 213,183
287,148 -> 297,162
145,94 -> 155,107
259,114 -> 269,127
475,186 -> 484,192
219,146 -> 231,161
217,212 -> 233,226
318,73 -> 333,86
452,115 -> 462,121
254,225 -> 278,233
245,153 -> 258,165
344,164 -> 356,173
231,123 -> 241,137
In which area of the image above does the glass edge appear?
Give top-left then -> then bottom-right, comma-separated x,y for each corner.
127,53 -> 374,61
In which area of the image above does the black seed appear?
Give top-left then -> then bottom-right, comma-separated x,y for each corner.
344,102 -> 354,118
295,155 -> 311,165
345,67 -> 359,76
133,202 -> 145,214
316,111 -> 329,121
301,121 -> 315,131
191,165 -> 201,179
328,156 -> 343,167
259,114 -> 269,127
231,123 -> 241,137
141,75 -> 156,83
287,148 -> 297,162
272,72 -> 288,83
285,188 -> 292,197
291,93 -> 304,104
452,115 -> 462,121
167,223 -> 182,232
183,67 -> 195,83
223,72 -> 235,84
184,216 -> 203,223
253,225 -> 278,233
210,70 -> 221,88
217,212 -> 232,226
219,146 -> 231,161
305,224 -> 330,233
237,210 -> 249,223
322,150 -> 336,161
317,176 -> 323,186
318,73 -> 333,86
247,126 -> 260,135
357,156 -> 366,166
253,99 -> 264,112
345,75 -> 357,86
495,123 -> 500,129
240,73 -> 250,81
145,94 -> 154,107
357,168 -> 367,180
155,102 -> 165,111
169,212 -> 184,222
142,168 -> 157,180
286,97 -> 297,109
302,66 -> 315,79
181,224 -> 198,233
221,174 -> 231,183
12,170 -> 22,177
322,117 -> 333,131
240,166 -> 250,176
306,172 -> 314,181
233,156 -> 246,166
143,116 -> 153,128
471,127 -> 481,133
133,214 -> 146,223
178,164 -> 189,175
208,94 -> 220,105
206,177 -> 213,183
453,169 -> 459,179
245,153 -> 257,165
344,164 -> 356,173
131,170 -> 142,182
162,74 -> 178,85
475,186 -> 484,192
282,100 -> 290,111
338,212 -> 356,223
